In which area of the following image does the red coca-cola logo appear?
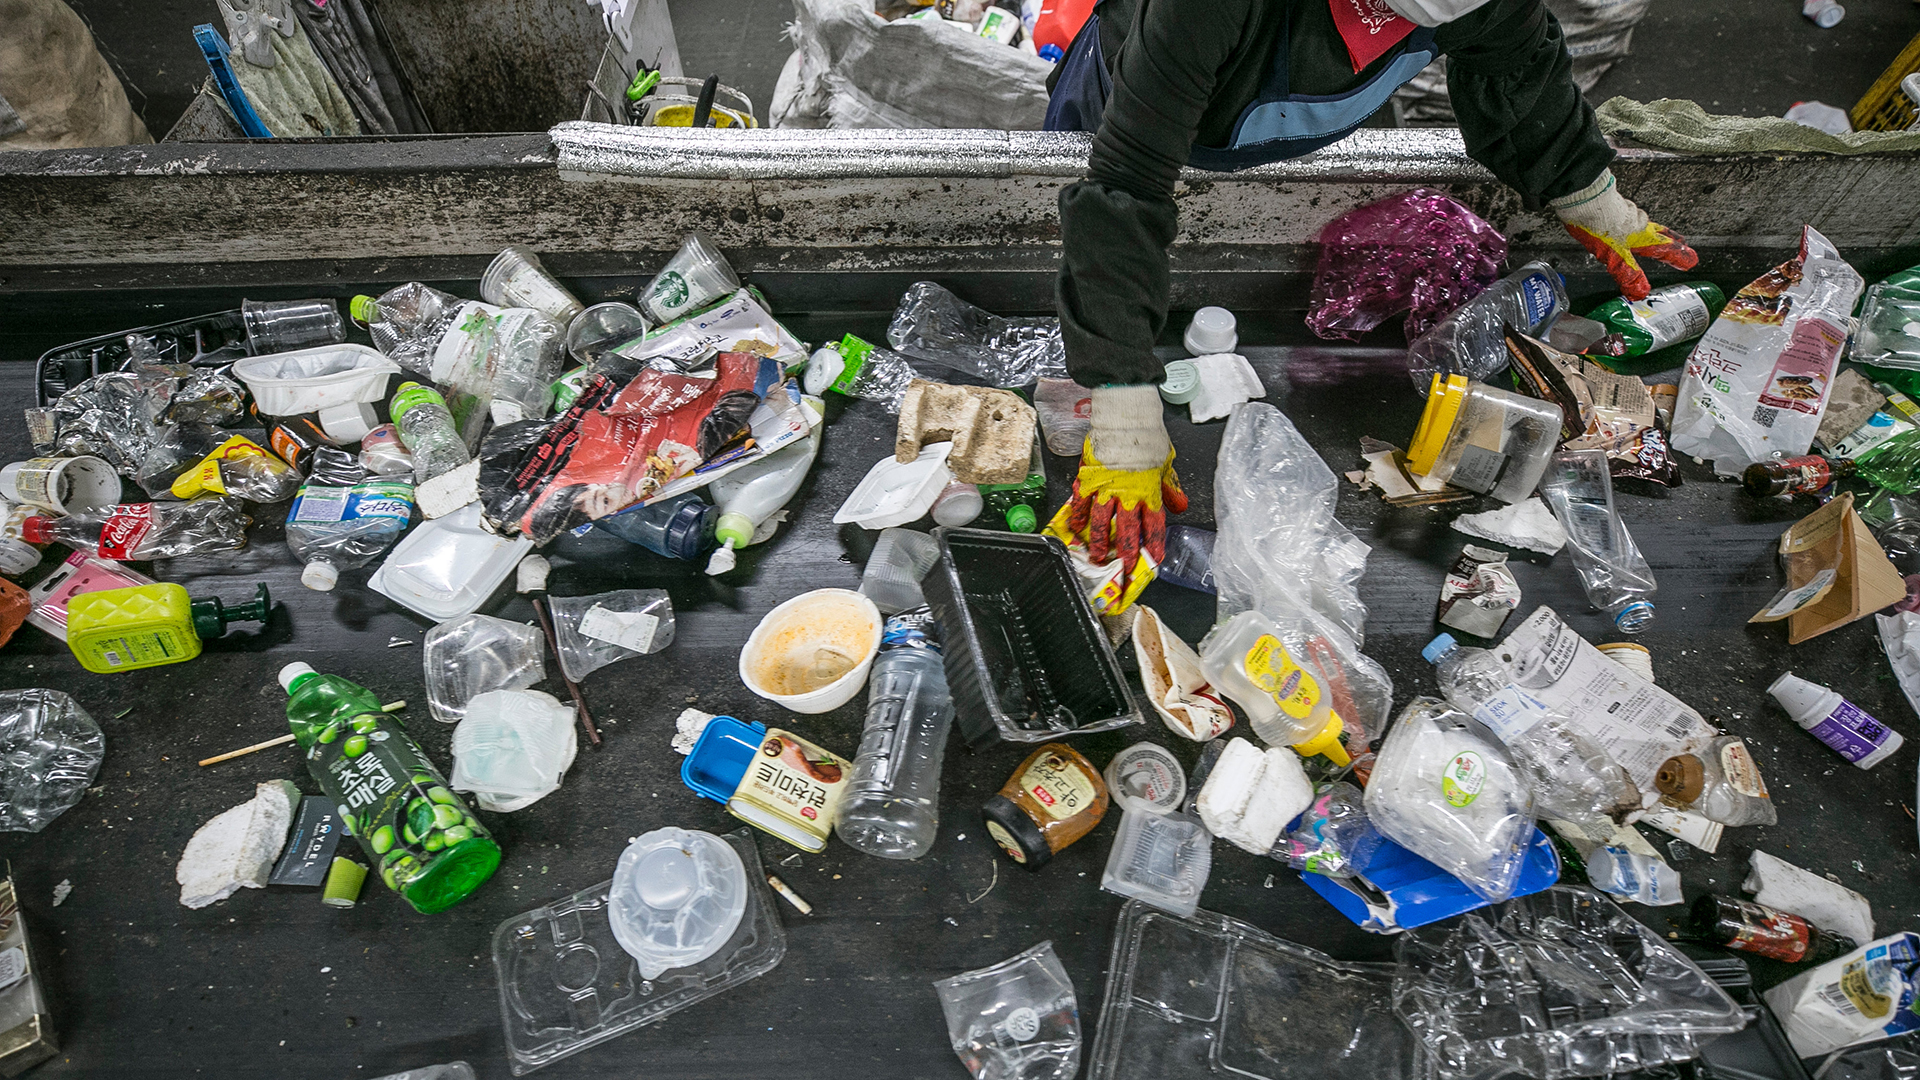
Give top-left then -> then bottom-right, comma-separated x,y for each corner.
97,504 -> 153,560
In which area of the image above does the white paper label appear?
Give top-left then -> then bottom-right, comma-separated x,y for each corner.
1472,686 -> 1552,743
578,605 -> 659,653
292,488 -> 349,523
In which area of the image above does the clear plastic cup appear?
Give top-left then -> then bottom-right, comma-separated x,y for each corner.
859,528 -> 941,614
565,301 -> 649,366
241,298 -> 347,354
422,613 -> 547,723
481,245 -> 586,326
637,232 -> 741,324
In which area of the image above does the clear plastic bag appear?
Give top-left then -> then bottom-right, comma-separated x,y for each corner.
548,589 -> 675,683
1393,886 -> 1748,1080
887,282 -> 1067,387
51,357 -> 177,476
934,940 -> 1081,1080
134,422 -> 232,498
1364,697 -> 1535,903
0,689 -> 104,833
422,613 -> 546,724
1273,780 -> 1383,878
449,688 -> 577,812
166,369 -> 247,426
361,281 -> 464,378
369,1065 -> 475,1080
1306,188 -> 1508,343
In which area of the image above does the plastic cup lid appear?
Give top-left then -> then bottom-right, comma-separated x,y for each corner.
607,827 -> 749,980
1104,743 -> 1185,815
1160,361 -> 1201,404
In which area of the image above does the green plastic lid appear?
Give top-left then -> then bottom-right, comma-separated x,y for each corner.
1160,360 -> 1201,404
714,511 -> 755,549
1006,503 -> 1037,533
191,582 -> 272,639
349,295 -> 378,324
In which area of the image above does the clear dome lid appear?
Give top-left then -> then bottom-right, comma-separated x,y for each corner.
607,827 -> 748,979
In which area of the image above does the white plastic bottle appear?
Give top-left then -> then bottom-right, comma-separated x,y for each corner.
704,396 -> 825,575
1768,672 -> 1904,769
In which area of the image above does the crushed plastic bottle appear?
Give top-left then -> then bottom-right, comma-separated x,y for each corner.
391,382 -> 472,486
1406,260 -> 1568,390
1539,448 -> 1657,633
887,282 -> 1066,387
1586,845 -> 1683,906
353,283 -> 463,377
978,438 -> 1046,533
21,498 -> 248,562
286,475 -> 417,592
808,335 -> 917,413
0,688 -> 103,833
836,611 -> 953,860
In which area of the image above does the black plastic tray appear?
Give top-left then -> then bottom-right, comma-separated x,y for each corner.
34,309 -> 250,405
921,527 -> 1141,748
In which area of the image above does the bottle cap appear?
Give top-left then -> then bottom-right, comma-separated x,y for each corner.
1767,671 -> 1829,718
982,794 -> 1052,870
1038,43 -> 1064,62
1104,743 -> 1186,815
18,516 -> 52,545
1421,633 -> 1459,665
931,482 -> 983,528
279,661 -> 317,693
1005,503 -> 1037,533
322,857 -> 367,908
1159,360 -> 1201,404
1655,754 -> 1705,802
714,512 -> 755,550
191,583 -> 272,639
1291,715 -> 1350,766
663,500 -> 719,561
1407,374 -> 1469,477
1612,601 -> 1655,634
1184,306 -> 1238,356
348,295 -> 378,325
301,560 -> 340,592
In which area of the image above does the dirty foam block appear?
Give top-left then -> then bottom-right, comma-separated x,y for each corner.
1195,738 -> 1314,855
1745,849 -> 1875,945
176,780 -> 300,909
416,459 -> 481,520
1814,369 -> 1884,449
894,380 -> 1037,485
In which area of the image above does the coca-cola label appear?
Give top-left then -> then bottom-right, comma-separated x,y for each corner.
97,504 -> 153,560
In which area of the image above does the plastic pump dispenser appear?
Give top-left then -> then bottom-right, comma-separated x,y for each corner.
706,396 -> 826,575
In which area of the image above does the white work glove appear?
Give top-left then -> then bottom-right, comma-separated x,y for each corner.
1551,169 -> 1700,301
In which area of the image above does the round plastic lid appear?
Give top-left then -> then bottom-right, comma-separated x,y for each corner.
1160,360 -> 1201,404
1406,374 -> 1469,477
1421,633 -> 1459,665
1006,503 -> 1038,533
1185,307 -> 1238,355
608,828 -> 749,979
278,661 -> 317,692
301,560 -> 340,592
1104,743 -> 1185,815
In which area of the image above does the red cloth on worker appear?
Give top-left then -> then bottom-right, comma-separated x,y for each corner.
1328,0 -> 1415,73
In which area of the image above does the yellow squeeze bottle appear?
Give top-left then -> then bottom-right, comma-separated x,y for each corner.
1198,610 -> 1351,764
65,583 -> 271,674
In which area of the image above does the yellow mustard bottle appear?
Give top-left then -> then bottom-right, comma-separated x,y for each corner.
65,583 -> 271,674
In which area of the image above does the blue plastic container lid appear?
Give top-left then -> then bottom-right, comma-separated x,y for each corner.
1421,634 -> 1458,665
681,716 -> 766,803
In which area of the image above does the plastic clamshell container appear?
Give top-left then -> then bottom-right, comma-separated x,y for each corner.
230,343 -> 401,418
833,442 -> 953,529
369,502 -> 533,622
492,828 -> 785,1075
921,528 -> 1143,748
1100,809 -> 1212,918
737,588 -> 883,714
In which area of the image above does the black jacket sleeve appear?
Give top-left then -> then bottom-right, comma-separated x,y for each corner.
1439,0 -> 1615,208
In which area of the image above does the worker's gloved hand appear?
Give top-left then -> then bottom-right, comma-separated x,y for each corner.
1046,384 -> 1188,580
1551,169 -> 1698,301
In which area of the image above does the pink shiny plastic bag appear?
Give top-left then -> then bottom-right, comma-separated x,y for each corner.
1306,189 -> 1508,343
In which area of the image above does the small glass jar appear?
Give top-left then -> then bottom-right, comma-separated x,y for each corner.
982,743 -> 1108,870
1407,373 -> 1563,504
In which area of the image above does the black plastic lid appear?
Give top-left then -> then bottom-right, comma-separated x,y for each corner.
982,795 -> 1050,871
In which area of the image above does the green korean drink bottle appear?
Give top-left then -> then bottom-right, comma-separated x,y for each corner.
279,662 -> 501,913
1586,282 -> 1726,373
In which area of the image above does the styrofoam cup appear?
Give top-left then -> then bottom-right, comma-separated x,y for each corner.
738,588 -> 883,714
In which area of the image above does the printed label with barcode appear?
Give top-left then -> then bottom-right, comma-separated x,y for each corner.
1818,982 -> 1861,1017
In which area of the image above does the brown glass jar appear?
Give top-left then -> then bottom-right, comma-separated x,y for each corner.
982,743 -> 1109,870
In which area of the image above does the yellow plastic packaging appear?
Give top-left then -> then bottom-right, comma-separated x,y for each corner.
65,582 -> 271,673
1198,610 -> 1350,764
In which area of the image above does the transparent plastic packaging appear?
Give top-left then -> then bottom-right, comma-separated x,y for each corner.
1406,260 -> 1568,388
1034,377 -> 1094,455
859,528 -> 941,614
1856,276 -> 1920,370
285,477 -> 416,592
547,589 -> 675,683
1273,780 -> 1382,877
887,282 -> 1067,387
1364,697 -> 1536,903
1585,845 -> 1683,905
1426,633 -> 1641,832
369,1065 -> 474,1080
934,941 -> 1081,1080
1406,375 -> 1563,503
1539,448 -> 1657,633
358,424 -> 414,478
1199,611 -> 1353,762
391,382 -> 472,485
1817,1038 -> 1920,1080
423,613 -> 546,724
608,826 -> 748,980
1157,525 -> 1216,593
481,245 -> 585,326
636,232 -> 742,326
450,689 -> 577,812
1393,887 -> 1747,1080
357,282 -> 464,377
133,422 -> 238,497
0,689 -> 103,833
836,612 -> 953,860
241,297 -> 347,354
1307,188 -> 1509,343
1100,809 -> 1212,917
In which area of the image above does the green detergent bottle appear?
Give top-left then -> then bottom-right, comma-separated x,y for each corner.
279,663 -> 501,913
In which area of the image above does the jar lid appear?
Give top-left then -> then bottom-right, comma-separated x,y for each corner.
982,794 -> 1052,870
1159,361 -> 1201,404
1656,754 -> 1705,802
1406,373 -> 1469,478
1104,743 -> 1185,815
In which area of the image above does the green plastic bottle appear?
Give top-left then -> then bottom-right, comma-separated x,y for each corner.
978,438 -> 1046,533
1586,282 -> 1727,371
279,663 -> 502,914
1857,429 -> 1920,495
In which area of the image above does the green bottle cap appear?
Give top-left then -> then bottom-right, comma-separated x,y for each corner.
322,857 -> 367,908
1160,361 -> 1201,404
349,295 -> 379,324
713,511 -> 755,549
191,583 -> 272,639
1006,503 -> 1037,533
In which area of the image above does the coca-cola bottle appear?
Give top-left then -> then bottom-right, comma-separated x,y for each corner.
22,499 -> 249,561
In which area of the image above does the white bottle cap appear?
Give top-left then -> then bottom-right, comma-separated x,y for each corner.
278,662 -> 317,692
301,560 -> 340,592
1184,307 -> 1238,356
705,540 -> 738,576
1766,671 -> 1830,719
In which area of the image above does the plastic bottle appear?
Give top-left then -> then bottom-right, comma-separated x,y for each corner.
1768,672 -> 1904,769
1585,282 -> 1726,362
358,424 -> 414,478
1539,448 -> 1657,633
21,499 -> 247,562
807,335 -> 917,412
978,438 -> 1046,533
835,612 -> 954,860
930,481 -> 984,528
705,396 -> 826,575
1586,846 -> 1682,906
1424,633 -> 1641,829
1855,429 -> 1920,495
391,382 -> 471,485
1198,611 -> 1351,764
1686,894 -> 1856,963
286,477 -> 417,591
279,663 -> 502,914
352,284 -> 462,376
1406,260 -> 1568,389
65,581 -> 271,673
1157,525 -> 1216,593
595,492 -> 717,561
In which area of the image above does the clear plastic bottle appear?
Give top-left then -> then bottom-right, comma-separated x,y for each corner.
1539,448 -> 1657,633
595,492 -> 717,561
1406,260 -> 1568,389
835,612 -> 954,860
21,498 -> 248,561
1157,525 -> 1216,593
286,477 -> 417,591
353,284 -> 461,377
885,281 -> 1066,386
1424,632 -> 1642,829
391,382 -> 472,485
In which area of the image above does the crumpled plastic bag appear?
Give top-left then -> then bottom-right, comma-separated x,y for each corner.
1306,189 -> 1507,343
52,354 -> 177,475
0,689 -> 104,833
934,941 -> 1080,1080
1276,780 -> 1383,878
887,282 -> 1066,387
450,689 -> 577,813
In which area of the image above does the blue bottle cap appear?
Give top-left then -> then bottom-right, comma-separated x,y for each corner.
1038,43 -> 1064,62
1613,601 -> 1655,634
681,716 -> 767,803
1420,634 -> 1458,665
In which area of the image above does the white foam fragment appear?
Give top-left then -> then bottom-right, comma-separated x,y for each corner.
1195,738 -> 1314,855
671,708 -> 716,756
1746,850 -> 1875,945
1452,498 -> 1568,555
176,780 -> 300,910
416,460 -> 481,520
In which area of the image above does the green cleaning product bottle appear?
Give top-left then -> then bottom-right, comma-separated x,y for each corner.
1586,282 -> 1726,368
979,438 -> 1047,533
65,583 -> 271,673
279,663 -> 501,914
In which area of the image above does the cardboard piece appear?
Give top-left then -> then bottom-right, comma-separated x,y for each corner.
1749,492 -> 1908,644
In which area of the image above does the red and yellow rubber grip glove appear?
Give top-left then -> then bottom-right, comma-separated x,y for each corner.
1550,169 -> 1699,301
1045,384 -> 1188,587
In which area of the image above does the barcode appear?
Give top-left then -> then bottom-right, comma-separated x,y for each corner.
1818,983 -> 1860,1017
1666,720 -> 1694,739
103,651 -> 121,668
1752,405 -> 1778,428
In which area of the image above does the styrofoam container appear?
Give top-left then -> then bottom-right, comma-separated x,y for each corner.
833,443 -> 953,530
231,343 -> 400,418
737,588 -> 883,714
369,502 -> 533,621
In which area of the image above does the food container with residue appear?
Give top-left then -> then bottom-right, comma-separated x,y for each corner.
737,588 -> 883,714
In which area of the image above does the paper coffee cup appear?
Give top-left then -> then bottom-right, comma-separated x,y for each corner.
0,456 -> 118,515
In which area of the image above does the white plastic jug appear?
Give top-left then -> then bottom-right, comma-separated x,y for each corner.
705,396 -> 825,574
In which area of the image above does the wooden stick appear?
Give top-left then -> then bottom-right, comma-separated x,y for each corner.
197,700 -> 408,767
533,596 -> 601,747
